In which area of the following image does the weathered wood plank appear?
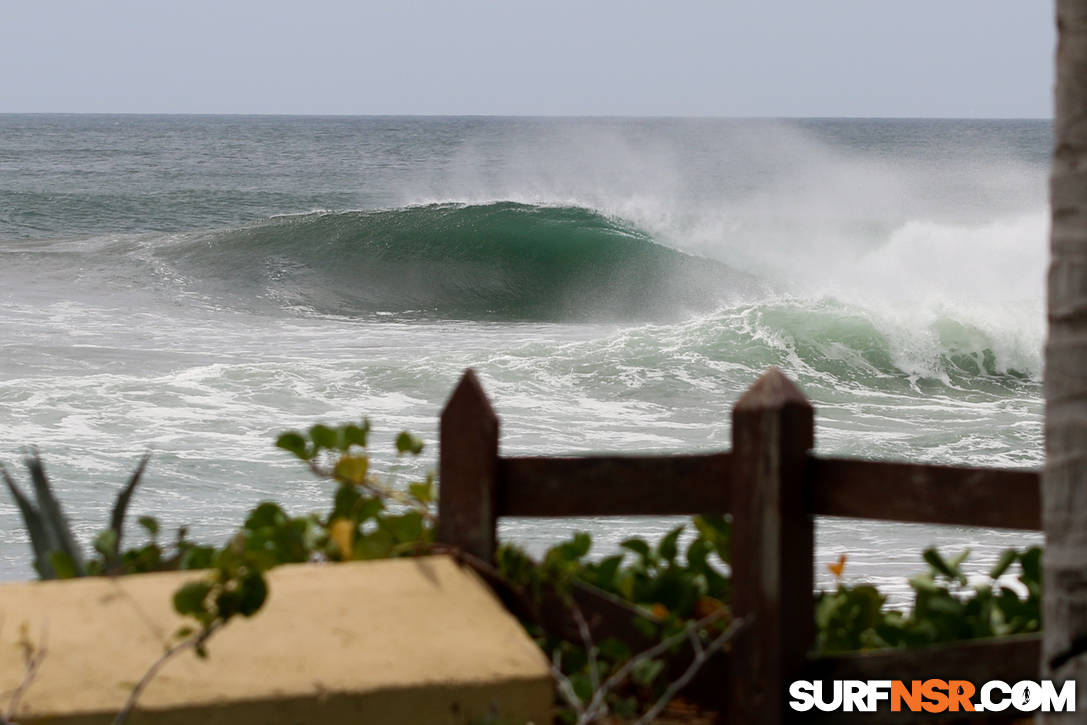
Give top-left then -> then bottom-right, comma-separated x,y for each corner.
729,368 -> 816,725
809,458 -> 1041,531
498,454 -> 731,517
500,454 -> 1037,529
437,369 -> 500,562
799,635 -> 1041,723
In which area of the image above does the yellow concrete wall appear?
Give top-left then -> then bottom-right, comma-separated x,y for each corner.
0,556 -> 552,724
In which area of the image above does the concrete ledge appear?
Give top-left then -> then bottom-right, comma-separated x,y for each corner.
0,556 -> 551,724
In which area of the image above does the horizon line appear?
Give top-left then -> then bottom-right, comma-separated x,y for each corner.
0,111 -> 1054,122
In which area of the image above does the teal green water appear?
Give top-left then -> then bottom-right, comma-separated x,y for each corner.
0,116 -> 1048,600
158,202 -> 760,320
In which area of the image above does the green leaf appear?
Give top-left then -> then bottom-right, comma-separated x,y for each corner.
620,538 -> 652,563
651,567 -> 700,615
216,589 -> 240,619
179,545 -> 215,570
909,572 -> 940,593
138,515 -> 160,538
380,512 -> 425,544
948,549 -> 971,570
631,657 -> 664,687
633,616 -> 659,639
121,543 -> 164,573
355,496 -> 385,523
408,480 -> 433,504
597,638 -> 632,662
25,452 -> 86,576
275,432 -> 310,459
923,548 -> 963,583
342,422 -> 370,449
1019,547 -> 1042,585
703,566 -> 731,601
48,550 -> 78,579
2,463 -> 55,578
565,532 -> 591,560
657,524 -> 684,563
109,452 -> 150,554
270,520 -> 311,564
94,529 -> 119,558
612,696 -> 638,718
173,580 -> 213,616
237,573 -> 268,617
309,424 -> 338,451
591,554 -> 624,591
568,671 -> 592,703
989,549 -> 1018,580
395,431 -> 424,456
693,514 -> 731,564
333,456 -> 369,485
354,529 -> 395,560
244,502 -> 286,531
332,482 -> 362,519
686,537 -> 712,571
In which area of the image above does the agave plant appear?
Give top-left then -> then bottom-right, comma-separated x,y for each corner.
1,449 -> 149,579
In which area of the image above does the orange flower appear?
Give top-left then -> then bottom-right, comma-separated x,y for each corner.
828,554 -> 847,579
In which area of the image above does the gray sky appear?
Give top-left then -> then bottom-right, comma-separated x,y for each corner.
0,1 -> 1054,117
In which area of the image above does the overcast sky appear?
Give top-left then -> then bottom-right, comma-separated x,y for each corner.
0,1 -> 1054,117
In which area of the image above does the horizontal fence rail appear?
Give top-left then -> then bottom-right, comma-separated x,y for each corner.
436,367 -> 1043,724
498,454 -> 1042,531
809,458 -> 1041,531
499,453 -> 732,516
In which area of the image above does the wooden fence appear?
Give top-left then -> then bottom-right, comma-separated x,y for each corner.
435,367 -> 1042,724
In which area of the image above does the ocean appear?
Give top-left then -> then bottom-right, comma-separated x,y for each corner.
0,115 -> 1047,601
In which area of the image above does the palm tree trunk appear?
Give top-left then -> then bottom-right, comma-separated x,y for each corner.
1045,0 -> 1087,717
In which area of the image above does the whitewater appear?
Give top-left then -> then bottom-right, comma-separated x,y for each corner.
0,115 -> 1047,600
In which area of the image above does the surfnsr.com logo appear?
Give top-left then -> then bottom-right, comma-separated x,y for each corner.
789,679 -> 1076,713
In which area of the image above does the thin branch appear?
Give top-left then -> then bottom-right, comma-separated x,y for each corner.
578,609 -> 746,725
108,579 -> 167,643
307,460 -> 438,524
4,621 -> 48,725
550,649 -> 586,718
569,600 -> 601,694
112,623 -> 220,725
362,480 -> 438,524
632,617 -> 747,725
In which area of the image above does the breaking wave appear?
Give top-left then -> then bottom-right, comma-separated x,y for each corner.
157,202 -> 759,321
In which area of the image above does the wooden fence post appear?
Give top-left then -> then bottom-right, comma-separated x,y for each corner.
727,367 -> 815,725
437,369 -> 500,563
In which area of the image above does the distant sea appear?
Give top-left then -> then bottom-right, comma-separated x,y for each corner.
0,115 -> 1047,600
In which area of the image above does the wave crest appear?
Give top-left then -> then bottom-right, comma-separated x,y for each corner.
159,202 -> 757,320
